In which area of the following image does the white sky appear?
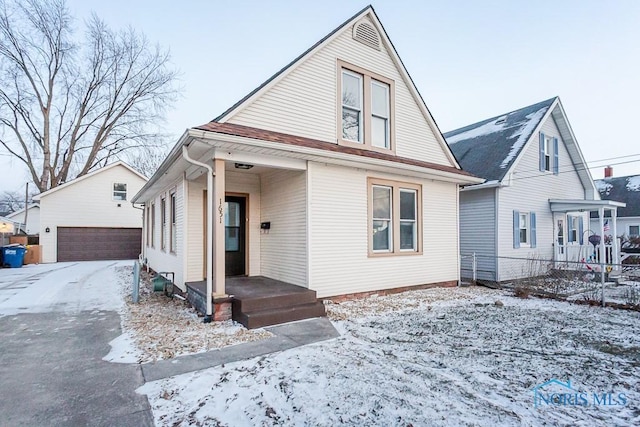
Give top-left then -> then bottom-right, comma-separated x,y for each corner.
1,0 -> 639,194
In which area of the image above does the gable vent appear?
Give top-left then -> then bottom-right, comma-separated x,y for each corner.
353,20 -> 380,50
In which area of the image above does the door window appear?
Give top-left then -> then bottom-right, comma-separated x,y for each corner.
225,201 -> 240,252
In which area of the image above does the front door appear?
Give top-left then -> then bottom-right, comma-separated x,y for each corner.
224,195 -> 246,276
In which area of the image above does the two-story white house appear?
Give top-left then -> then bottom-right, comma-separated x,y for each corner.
132,6 -> 482,326
446,97 -> 624,282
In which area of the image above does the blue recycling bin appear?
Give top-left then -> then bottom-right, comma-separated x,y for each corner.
2,245 -> 26,268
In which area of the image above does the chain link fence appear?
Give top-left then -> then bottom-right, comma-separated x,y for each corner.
461,252 -> 640,308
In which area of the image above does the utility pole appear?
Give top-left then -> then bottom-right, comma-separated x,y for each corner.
23,182 -> 29,234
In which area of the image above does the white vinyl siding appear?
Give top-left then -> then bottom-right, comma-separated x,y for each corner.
145,178 -> 185,290
497,114 -> 586,280
459,188 -> 497,281
309,162 -> 459,298
184,172 -> 262,285
38,165 -> 146,263
226,16 -> 454,167
260,169 -> 307,286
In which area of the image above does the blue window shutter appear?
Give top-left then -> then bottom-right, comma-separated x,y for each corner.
553,137 -> 559,175
539,133 -> 545,172
530,212 -> 537,248
513,210 -> 520,248
578,217 -> 584,245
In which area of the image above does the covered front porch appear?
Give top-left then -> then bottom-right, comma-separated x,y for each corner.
550,199 -> 626,271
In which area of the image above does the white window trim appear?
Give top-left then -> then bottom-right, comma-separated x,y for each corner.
543,136 -> 552,172
519,212 -> 531,248
112,182 -> 127,201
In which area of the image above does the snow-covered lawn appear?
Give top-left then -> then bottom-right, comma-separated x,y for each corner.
139,287 -> 640,426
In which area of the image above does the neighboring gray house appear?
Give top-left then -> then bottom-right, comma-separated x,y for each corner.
592,173 -> 640,239
445,97 -> 624,282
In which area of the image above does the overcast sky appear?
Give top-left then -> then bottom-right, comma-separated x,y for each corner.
1,0 -> 639,195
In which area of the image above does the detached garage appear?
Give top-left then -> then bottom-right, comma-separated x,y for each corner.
34,162 -> 148,263
57,227 -> 142,262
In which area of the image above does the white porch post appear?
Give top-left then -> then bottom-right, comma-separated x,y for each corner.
598,207 -> 606,306
213,158 -> 226,297
612,208 -> 619,269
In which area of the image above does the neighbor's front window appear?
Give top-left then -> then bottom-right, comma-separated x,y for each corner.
370,179 -> 421,255
113,183 -> 127,200
569,216 -> 579,242
519,213 -> 529,244
630,225 -> 640,238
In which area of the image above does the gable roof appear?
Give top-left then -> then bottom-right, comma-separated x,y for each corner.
592,175 -> 640,218
5,204 -> 39,219
212,5 -> 460,169
444,98 -> 556,182
33,161 -> 147,200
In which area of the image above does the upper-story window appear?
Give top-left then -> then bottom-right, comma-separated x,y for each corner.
539,132 -> 558,174
113,183 -> 127,200
338,60 -> 394,152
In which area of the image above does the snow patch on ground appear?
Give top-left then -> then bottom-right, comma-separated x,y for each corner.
103,331 -> 142,363
138,288 -> 640,426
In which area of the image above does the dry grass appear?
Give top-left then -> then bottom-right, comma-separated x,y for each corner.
115,266 -> 272,363
324,286 -> 494,321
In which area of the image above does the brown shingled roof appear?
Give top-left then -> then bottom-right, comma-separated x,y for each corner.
193,122 -> 476,178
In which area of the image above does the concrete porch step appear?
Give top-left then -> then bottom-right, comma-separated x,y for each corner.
234,301 -> 327,329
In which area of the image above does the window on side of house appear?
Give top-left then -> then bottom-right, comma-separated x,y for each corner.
170,191 -> 177,253
338,60 -> 394,152
629,225 -> 640,238
146,205 -> 151,247
160,196 -> 166,251
150,202 -> 156,248
543,138 -> 551,172
513,210 -> 536,249
369,179 -> 421,256
113,183 -> 127,201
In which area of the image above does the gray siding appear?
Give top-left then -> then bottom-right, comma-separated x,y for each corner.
459,188 -> 497,281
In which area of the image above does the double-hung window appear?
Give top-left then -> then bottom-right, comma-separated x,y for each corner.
170,191 -> 177,253
113,183 -> 127,201
513,210 -> 536,248
339,60 -> 394,151
539,132 -> 559,174
369,178 -> 421,255
629,225 -> 639,238
519,213 -> 530,245
150,202 -> 156,248
160,196 -> 167,251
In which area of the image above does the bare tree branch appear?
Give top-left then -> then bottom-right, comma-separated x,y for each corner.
0,0 -> 179,192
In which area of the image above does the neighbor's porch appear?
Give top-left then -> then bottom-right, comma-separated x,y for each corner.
550,199 -> 626,271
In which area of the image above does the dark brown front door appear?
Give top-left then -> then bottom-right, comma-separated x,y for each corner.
224,195 -> 246,276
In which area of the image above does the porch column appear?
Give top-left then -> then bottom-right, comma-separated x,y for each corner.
612,208 -> 619,269
213,158 -> 226,296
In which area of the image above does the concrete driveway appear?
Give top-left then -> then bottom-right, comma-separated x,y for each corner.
0,261 -> 153,426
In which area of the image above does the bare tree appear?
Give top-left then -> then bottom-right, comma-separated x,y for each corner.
0,0 -> 178,193
127,144 -> 169,178
0,189 -> 28,213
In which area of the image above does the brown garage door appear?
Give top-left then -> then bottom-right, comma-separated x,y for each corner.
57,227 -> 142,262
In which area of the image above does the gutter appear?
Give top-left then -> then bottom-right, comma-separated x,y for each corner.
181,145 -> 214,323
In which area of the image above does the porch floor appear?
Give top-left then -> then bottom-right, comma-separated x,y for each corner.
185,276 -> 326,329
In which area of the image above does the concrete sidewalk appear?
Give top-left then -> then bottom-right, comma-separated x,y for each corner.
142,316 -> 340,382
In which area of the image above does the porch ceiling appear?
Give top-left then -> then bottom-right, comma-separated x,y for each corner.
549,199 -> 626,213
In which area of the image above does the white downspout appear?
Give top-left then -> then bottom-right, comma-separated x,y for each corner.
182,145 -> 214,322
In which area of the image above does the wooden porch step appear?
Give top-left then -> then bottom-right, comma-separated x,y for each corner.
234,301 -> 327,329
232,288 -> 318,313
